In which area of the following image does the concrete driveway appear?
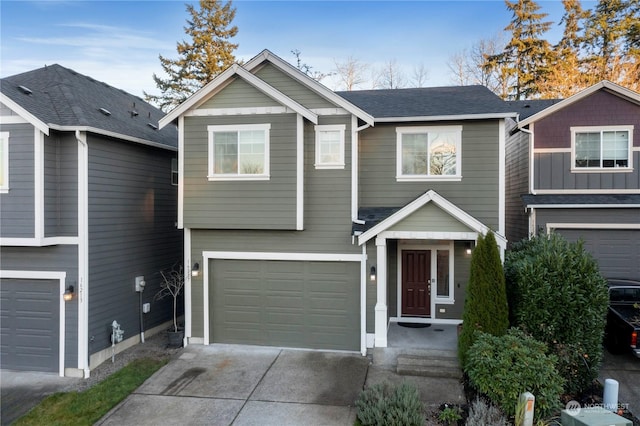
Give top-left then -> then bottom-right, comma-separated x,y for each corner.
96,345 -> 369,426
598,349 -> 640,417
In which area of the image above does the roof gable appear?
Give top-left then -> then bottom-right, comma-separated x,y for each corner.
358,190 -> 507,247
1,64 -> 177,149
518,81 -> 640,127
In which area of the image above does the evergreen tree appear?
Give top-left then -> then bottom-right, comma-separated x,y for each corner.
458,231 -> 509,368
145,0 -> 238,111
484,0 -> 555,99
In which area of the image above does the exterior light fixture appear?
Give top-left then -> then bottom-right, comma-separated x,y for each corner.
466,242 -> 473,255
370,266 -> 376,281
192,262 -> 200,277
63,285 -> 75,301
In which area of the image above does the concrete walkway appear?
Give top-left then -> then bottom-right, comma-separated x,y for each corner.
95,344 -> 464,426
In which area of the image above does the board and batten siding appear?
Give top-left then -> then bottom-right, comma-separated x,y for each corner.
183,114 -> 298,229
534,151 -> 640,191
87,135 -> 182,354
505,119 -> 531,246
0,122 -> 36,238
359,121 -> 501,230
0,244 -> 79,369
44,132 -> 78,238
254,62 -> 336,110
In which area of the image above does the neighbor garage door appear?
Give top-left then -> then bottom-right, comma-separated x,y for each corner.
210,259 -> 360,351
0,279 -> 59,372
558,229 -> 640,280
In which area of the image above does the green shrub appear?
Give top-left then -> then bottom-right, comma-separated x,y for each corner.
458,231 -> 509,366
466,398 -> 508,426
465,328 -> 564,420
438,404 -> 462,425
505,233 -> 609,394
355,381 -> 423,426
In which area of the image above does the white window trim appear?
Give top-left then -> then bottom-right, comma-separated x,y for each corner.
0,132 -> 9,193
315,124 -> 346,169
171,157 -> 178,186
207,123 -> 270,181
396,125 -> 463,182
571,125 -> 634,173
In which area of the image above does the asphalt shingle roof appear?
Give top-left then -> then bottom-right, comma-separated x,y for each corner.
1,64 -> 177,149
522,194 -> 640,206
506,99 -> 562,120
337,85 -> 516,118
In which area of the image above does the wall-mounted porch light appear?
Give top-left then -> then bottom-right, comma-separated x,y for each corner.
192,262 -> 200,277
63,285 -> 75,302
370,266 -> 376,281
466,242 -> 473,255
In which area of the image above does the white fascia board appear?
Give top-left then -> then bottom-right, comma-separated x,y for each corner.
244,50 -> 374,126
202,251 -> 362,262
0,93 -> 50,135
50,125 -> 177,152
358,189 -> 507,246
375,112 -> 517,123
526,204 -> 640,209
518,81 -> 640,128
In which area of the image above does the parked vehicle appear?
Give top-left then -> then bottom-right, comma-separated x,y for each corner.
605,279 -> 640,358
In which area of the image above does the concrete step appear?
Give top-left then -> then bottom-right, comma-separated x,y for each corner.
396,353 -> 462,379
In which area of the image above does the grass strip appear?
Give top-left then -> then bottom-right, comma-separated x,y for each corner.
14,357 -> 168,426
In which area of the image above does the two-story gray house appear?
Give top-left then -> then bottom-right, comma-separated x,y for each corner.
160,50 -> 516,354
0,65 -> 182,377
506,81 -> 640,280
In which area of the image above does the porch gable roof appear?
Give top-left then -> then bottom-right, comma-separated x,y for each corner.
357,190 -> 507,246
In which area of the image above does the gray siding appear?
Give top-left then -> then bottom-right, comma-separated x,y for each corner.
359,121 -> 501,230
0,123 -> 36,237
183,114 -> 298,229
199,77 -> 279,109
255,63 -> 336,109
505,120 -> 531,246
534,151 -> 640,191
44,132 -> 78,237
87,135 -> 182,354
0,245 -> 79,369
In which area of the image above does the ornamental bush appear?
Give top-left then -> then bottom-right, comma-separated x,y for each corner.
465,328 -> 564,420
355,381 -> 423,426
458,231 -> 509,367
505,233 -> 609,394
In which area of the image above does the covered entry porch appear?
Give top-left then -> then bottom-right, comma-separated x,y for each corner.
356,190 -> 506,348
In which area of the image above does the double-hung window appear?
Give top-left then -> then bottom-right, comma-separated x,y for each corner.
396,126 -> 462,181
208,124 -> 270,180
572,126 -> 633,170
315,124 -> 345,169
0,132 -> 8,193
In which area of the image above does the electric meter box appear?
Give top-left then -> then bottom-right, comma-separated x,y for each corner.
561,409 -> 631,426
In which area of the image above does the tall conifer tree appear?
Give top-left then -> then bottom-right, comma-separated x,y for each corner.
145,0 -> 238,111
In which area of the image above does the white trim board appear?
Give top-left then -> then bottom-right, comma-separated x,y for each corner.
546,223 -> 640,233
0,270 -> 67,377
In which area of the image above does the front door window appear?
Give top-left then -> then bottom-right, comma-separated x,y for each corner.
436,250 -> 450,298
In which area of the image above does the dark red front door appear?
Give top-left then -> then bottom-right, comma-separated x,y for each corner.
402,250 -> 431,317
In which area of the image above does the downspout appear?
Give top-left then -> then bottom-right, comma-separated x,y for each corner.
75,130 -> 90,378
351,119 -> 371,223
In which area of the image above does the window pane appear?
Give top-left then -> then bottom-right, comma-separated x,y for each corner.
214,132 -> 238,174
602,131 -> 628,167
429,132 -> 457,176
238,130 -> 265,174
575,132 -> 600,167
402,133 -> 428,175
319,130 -> 341,164
436,250 -> 449,297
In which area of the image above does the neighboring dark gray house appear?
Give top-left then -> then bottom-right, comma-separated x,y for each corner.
159,49 -> 516,354
0,65 -> 182,377
506,81 -> 640,280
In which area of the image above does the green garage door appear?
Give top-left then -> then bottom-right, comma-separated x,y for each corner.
210,259 -> 360,351
0,279 -> 59,372
559,229 -> 640,280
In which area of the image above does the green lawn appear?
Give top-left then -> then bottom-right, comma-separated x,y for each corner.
14,358 -> 167,426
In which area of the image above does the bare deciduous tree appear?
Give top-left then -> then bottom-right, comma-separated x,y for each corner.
333,55 -> 369,91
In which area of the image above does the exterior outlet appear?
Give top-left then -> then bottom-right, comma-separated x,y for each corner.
142,303 -> 150,313
135,276 -> 146,292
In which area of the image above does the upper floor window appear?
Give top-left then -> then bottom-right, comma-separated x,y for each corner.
396,126 -> 462,181
207,124 -> 270,180
171,157 -> 178,186
572,126 -> 633,170
0,132 -> 8,193
315,124 -> 345,169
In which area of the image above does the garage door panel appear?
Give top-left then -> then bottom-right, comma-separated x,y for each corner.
559,230 -> 640,280
0,279 -> 59,372
211,259 -> 359,351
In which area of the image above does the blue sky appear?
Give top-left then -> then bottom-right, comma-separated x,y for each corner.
1,1 -> 591,99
